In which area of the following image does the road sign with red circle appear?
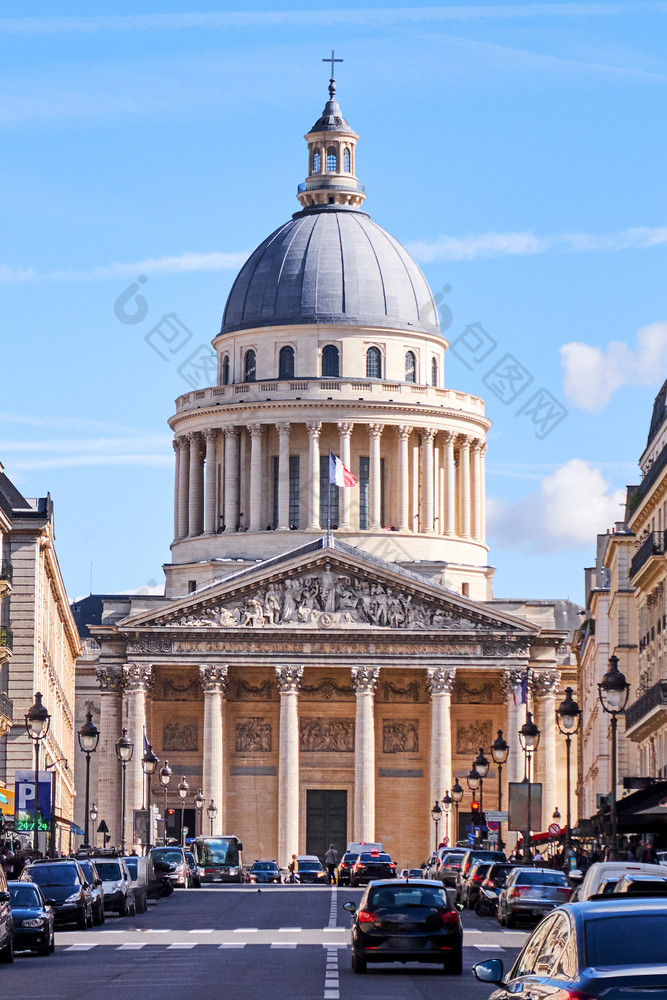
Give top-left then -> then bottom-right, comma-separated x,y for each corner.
548,823 -> 561,835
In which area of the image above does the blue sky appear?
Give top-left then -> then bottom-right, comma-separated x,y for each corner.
2,1 -> 666,604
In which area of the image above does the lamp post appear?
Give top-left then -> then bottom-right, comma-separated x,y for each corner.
490,730 -> 509,850
207,800 -> 217,836
177,776 -> 189,847
467,763 -> 481,845
141,741 -> 159,852
115,728 -> 134,854
474,747 -> 490,843
598,655 -> 630,861
451,780 -> 463,847
518,711 -> 540,860
90,802 -> 98,829
431,800 -> 442,853
159,761 -> 172,844
441,790 -> 453,847
78,710 -> 100,848
25,693 -> 51,852
556,686 -> 582,854
194,788 -> 204,838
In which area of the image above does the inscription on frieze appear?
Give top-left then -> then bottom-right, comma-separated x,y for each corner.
235,718 -> 272,753
382,720 -> 419,753
299,718 -> 355,752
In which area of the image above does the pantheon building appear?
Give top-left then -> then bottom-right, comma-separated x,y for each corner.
73,81 -> 580,865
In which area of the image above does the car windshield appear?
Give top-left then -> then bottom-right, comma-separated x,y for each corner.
343,854 -> 358,863
9,885 -> 41,907
252,863 -> 277,871
28,865 -> 78,886
95,862 -> 122,880
152,849 -> 183,864
407,870 -> 424,877
185,854 -> 196,866
360,853 -> 392,863
124,859 -> 138,878
298,862 -> 322,871
368,886 -> 447,909
585,914 -> 667,966
516,872 -> 567,886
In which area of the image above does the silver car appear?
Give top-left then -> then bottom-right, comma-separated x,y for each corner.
498,867 -> 571,926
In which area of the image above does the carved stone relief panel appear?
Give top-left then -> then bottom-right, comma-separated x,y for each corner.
157,677 -> 202,701
456,721 -> 493,757
382,720 -> 419,754
299,718 -> 355,752
380,680 -> 423,703
300,677 -> 355,701
235,718 -> 272,753
454,679 -> 498,704
233,679 -> 274,702
162,722 -> 198,752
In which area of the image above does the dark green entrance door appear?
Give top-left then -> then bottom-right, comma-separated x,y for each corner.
306,790 -> 347,862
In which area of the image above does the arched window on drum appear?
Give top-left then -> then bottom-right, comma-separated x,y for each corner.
366,347 -> 382,379
405,351 -> 416,383
343,148 -> 351,172
221,355 -> 230,385
244,349 -> 256,383
278,345 -> 295,380
322,344 -> 340,378
431,357 -> 438,387
326,146 -> 338,172
312,148 -> 321,173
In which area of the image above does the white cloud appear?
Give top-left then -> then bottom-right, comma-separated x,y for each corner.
487,458 -> 625,551
561,321 -> 667,411
0,251 -> 249,285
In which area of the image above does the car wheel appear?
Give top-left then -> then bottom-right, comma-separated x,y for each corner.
129,899 -> 137,917
49,931 -> 55,953
93,904 -> 103,926
444,951 -> 463,975
118,897 -> 127,918
505,911 -> 515,928
351,951 -> 367,974
87,909 -> 94,929
77,908 -> 88,930
37,937 -> 51,956
0,935 -> 13,964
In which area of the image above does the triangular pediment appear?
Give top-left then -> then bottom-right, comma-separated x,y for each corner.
121,539 -> 537,637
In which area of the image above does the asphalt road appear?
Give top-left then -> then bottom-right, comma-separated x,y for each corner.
0,885 -> 528,1000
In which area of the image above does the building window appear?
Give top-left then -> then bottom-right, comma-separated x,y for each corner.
366,346 -> 382,379
326,146 -> 338,172
462,582 -> 470,597
431,357 -> 438,387
244,349 -> 256,382
358,457 -> 385,529
322,344 -> 340,377
221,355 -> 230,385
312,148 -> 321,173
289,455 -> 300,529
405,351 -> 416,383
320,455 -> 340,528
343,148 -> 351,172
272,456 -> 279,527
278,345 -> 294,379
188,580 -> 197,594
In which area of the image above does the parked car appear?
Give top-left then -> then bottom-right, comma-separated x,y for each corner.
21,860 -> 93,928
149,846 -> 189,889
350,851 -> 397,886
0,866 -> 13,963
74,858 -> 105,925
8,881 -> 54,955
124,855 -> 151,911
456,850 -> 506,903
294,855 -> 327,884
344,878 -> 463,975
185,852 -> 203,888
475,863 -> 515,916
612,872 -> 667,896
437,850 -> 467,888
462,860 -> 494,908
249,860 -> 281,884
337,853 -> 358,886
399,868 -> 426,880
497,867 -> 571,926
474,898 -> 667,998
93,856 -> 136,916
573,860 -> 664,901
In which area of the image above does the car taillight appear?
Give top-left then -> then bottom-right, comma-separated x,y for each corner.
557,887 -> 572,896
357,910 -> 376,923
389,862 -> 396,868
354,863 -> 363,870
509,887 -> 527,898
486,879 -> 495,888
551,991 -> 599,1000
472,873 -> 482,883
441,911 -> 459,925
340,863 -> 348,869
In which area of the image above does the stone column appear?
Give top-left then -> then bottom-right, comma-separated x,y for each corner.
122,664 -> 152,850
459,435 -> 471,538
276,666 -> 303,866
480,443 -> 487,545
337,422 -> 354,529
397,426 -> 411,531
223,426 -> 238,532
443,431 -> 456,536
352,666 -> 379,842
248,424 -> 263,531
188,431 -> 204,536
501,668 -> 529,787
95,666 -> 123,849
422,428 -> 436,534
204,429 -> 218,534
277,423 -> 291,530
199,665 -> 228,828
176,435 -> 190,540
471,439 -> 483,542
532,670 -> 560,825
426,668 -> 456,828
173,438 -> 182,541
306,422 -> 321,530
368,424 -> 383,530
433,436 -> 441,535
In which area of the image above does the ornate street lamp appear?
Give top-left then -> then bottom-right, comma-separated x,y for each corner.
194,788 -> 205,838
25,693 -> 51,852
451,780 -> 463,847
431,800 -> 442,853
78,710 -> 99,848
159,761 -> 173,844
467,763 -> 482,846
474,747 -> 490,841
441,790 -> 453,847
177,776 -> 189,848
518,712 -> 541,859
491,730 -> 509,850
598,655 -> 630,860
556,686 -> 582,854
115,728 -> 134,854
207,800 -> 218,837
141,740 -> 159,851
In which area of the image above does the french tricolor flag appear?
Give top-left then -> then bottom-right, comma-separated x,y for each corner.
513,675 -> 528,706
329,451 -> 358,488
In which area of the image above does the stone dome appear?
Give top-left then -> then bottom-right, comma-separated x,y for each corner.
220,205 -> 440,337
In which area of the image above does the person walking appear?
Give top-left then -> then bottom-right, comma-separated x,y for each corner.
287,854 -> 298,884
324,844 -> 339,884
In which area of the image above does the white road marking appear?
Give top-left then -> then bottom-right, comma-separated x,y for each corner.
218,943 -> 246,949
279,927 -> 302,932
117,944 -> 146,950
233,927 -> 258,933
167,943 -> 196,949
474,944 -> 504,951
188,929 -> 213,933
66,944 -> 96,951
271,943 -> 297,949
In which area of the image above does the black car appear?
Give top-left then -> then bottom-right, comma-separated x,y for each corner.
350,851 -> 397,886
249,860 -> 281,884
337,853 -> 358,886
185,852 -> 202,888
74,858 -> 105,925
8,882 -> 54,955
0,867 -> 14,963
294,857 -> 327,884
456,849 -> 506,903
21,861 -> 93,928
462,861 -> 494,908
345,878 -> 463,975
474,898 -> 667,998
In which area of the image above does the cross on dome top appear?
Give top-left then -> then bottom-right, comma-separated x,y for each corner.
322,49 -> 343,99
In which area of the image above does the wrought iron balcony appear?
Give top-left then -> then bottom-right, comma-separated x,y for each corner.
0,626 -> 13,651
0,691 -> 13,723
630,531 -> 666,580
625,679 -> 667,731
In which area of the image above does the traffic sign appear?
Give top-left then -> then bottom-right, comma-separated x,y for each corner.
467,833 -> 475,846
548,823 -> 561,835
484,811 -> 508,823
486,820 -> 499,832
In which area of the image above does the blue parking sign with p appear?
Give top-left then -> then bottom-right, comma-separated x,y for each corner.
15,770 -> 51,832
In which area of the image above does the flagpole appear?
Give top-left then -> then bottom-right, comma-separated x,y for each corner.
327,451 -> 333,545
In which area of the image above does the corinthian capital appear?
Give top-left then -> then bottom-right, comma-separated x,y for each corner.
123,663 -> 153,692
95,665 -> 123,693
426,667 -> 456,696
531,669 -> 561,697
199,664 -> 229,694
275,665 -> 303,693
499,667 -> 527,700
351,666 -> 379,694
